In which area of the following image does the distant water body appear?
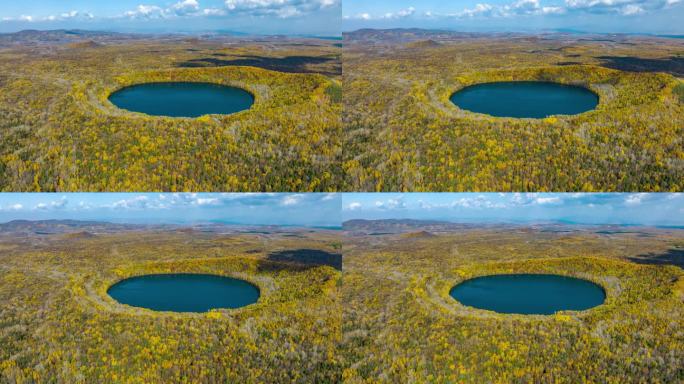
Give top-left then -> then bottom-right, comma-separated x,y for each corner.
451,81 -> 598,118
109,82 -> 254,118
450,274 -> 605,315
108,273 -> 260,312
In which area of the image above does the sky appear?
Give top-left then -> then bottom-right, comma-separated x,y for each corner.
0,193 -> 341,227
0,0 -> 341,35
343,0 -> 684,34
342,193 -> 684,227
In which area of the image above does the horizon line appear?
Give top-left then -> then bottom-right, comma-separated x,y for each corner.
341,27 -> 684,37
341,218 -> 684,228
0,28 -> 343,38
0,218 -> 343,229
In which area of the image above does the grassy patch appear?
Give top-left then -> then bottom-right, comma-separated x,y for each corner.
325,81 -> 342,103
674,81 -> 684,103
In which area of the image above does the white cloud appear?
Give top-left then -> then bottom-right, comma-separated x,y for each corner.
224,0 -> 339,18
203,8 -> 227,16
510,193 -> 542,206
157,193 -> 222,207
2,15 -> 37,22
58,11 -> 93,20
78,201 -> 94,210
5,0 -> 338,23
534,196 -> 561,205
379,7 -> 416,19
118,0 -> 340,20
281,194 -> 304,206
503,0 -> 542,15
451,195 -> 507,209
397,6 -> 416,17
102,193 -> 319,210
34,196 -> 68,211
61,11 -> 79,18
123,4 -> 166,19
542,6 -> 566,13
625,193 -> 647,206
0,194 -> 338,226
564,0 -> 676,14
346,202 -> 362,211
375,197 -> 406,210
510,193 -> 526,205
459,3 -> 496,17
3,11 -> 95,22
347,0 -> 676,21
505,193 -> 565,206
0,203 -> 24,211
621,3 -> 645,13
171,0 -> 201,15
194,197 -> 220,206
111,195 -> 151,209
459,0 -> 556,17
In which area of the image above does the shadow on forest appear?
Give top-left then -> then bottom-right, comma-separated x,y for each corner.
257,249 -> 342,271
176,55 -> 341,76
627,248 -> 684,269
596,56 -> 684,76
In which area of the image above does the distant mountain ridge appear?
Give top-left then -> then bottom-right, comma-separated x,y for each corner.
0,29 -> 343,47
0,29 -> 122,41
0,219 -> 339,236
0,219 -> 144,235
343,219 -> 684,234
343,28 -> 677,45
343,219 -> 474,234
344,28 -> 490,43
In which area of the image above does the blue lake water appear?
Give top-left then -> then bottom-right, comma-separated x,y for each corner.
450,81 -> 598,118
109,82 -> 254,118
108,273 -> 260,312
449,274 -> 605,315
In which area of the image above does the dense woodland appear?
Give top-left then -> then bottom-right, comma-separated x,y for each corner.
343,31 -> 684,191
0,228 -> 342,383
1,31 -> 682,192
0,36 -> 342,191
341,224 -> 684,383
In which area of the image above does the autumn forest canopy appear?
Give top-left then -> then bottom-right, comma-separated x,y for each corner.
342,29 -> 684,192
0,4 -> 683,380
0,27 -> 681,191
0,220 -> 343,383
0,30 -> 342,192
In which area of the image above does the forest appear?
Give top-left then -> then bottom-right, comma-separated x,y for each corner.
343,30 -> 684,191
0,33 -> 342,192
0,225 -> 342,383
341,221 -> 684,383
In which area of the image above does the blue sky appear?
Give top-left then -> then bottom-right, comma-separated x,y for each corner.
0,193 -> 341,227
342,193 -> 684,226
2,193 -> 680,227
0,0 -> 341,35
343,0 -> 684,34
